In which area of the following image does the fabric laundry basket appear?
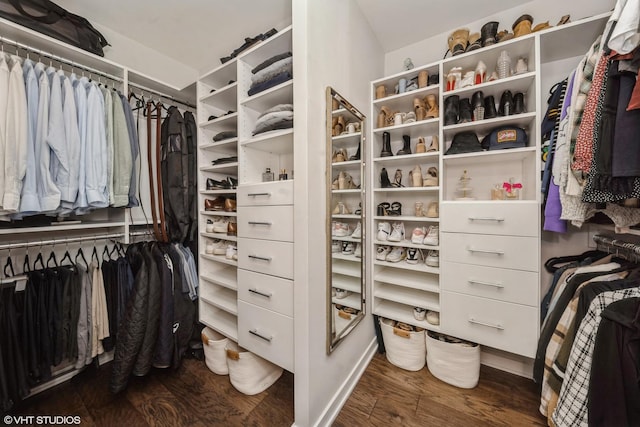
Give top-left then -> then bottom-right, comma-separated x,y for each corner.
426,331 -> 480,389
333,305 -> 360,335
201,327 -> 230,375
225,341 -> 283,395
379,317 -> 426,371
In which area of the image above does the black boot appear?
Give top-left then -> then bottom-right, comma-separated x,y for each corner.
484,95 -> 497,119
481,21 -> 499,46
380,168 -> 392,188
499,90 -> 514,116
349,144 -> 361,161
397,135 -> 412,155
471,90 -> 485,121
428,73 -> 439,86
444,95 -> 459,126
513,92 -> 525,115
380,132 -> 393,157
458,98 -> 472,123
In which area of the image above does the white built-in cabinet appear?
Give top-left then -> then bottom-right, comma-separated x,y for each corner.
197,26 -> 294,372
369,13 -> 610,358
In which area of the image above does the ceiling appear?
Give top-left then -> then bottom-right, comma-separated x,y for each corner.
59,0 -> 530,73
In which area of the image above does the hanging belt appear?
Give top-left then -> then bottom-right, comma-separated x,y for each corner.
146,101 -> 161,241
155,102 -> 168,243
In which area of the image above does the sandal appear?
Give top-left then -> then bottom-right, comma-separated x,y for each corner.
391,169 -> 404,187
377,202 -> 390,216
388,202 -> 402,216
423,167 -> 439,187
427,135 -> 439,152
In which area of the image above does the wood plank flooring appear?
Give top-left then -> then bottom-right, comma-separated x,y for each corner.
11,353 -> 546,426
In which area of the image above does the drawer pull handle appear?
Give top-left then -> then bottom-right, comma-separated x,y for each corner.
468,317 -> 504,330
248,221 -> 272,226
467,247 -> 504,255
468,279 -> 504,289
468,217 -> 505,222
248,192 -> 271,197
249,329 -> 273,342
248,255 -> 272,262
248,288 -> 272,298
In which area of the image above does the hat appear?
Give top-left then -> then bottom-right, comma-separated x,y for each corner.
481,126 -> 528,150
445,131 -> 482,155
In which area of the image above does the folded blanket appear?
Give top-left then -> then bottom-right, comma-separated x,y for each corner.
253,110 -> 293,135
252,51 -> 292,74
213,130 -> 237,141
257,103 -> 293,120
247,71 -> 292,96
251,56 -> 293,86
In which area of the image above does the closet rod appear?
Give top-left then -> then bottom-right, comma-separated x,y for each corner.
0,232 -> 125,251
128,81 -> 196,109
0,35 -> 123,83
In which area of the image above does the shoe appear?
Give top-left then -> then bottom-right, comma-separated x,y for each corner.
334,115 -> 346,136
225,244 -> 238,261
397,135 -> 412,155
444,95 -> 459,126
499,90 -> 514,116
414,97 -> 427,121
391,169 -> 404,187
425,94 -> 439,118
466,32 -> 482,52
227,177 -> 238,189
458,98 -> 472,123
380,131 -> 393,157
515,58 -> 528,74
418,70 -> 429,88
513,92 -> 525,114
349,144 -> 361,161
447,28 -> 470,56
411,227 -> 427,244
376,245 -> 391,261
406,247 -> 423,264
212,218 -> 229,233
416,137 -> 426,153
481,21 -> 499,46
333,222 -> 350,237
414,202 -> 424,217
475,60 -> 487,85
332,241 -> 341,253
512,14 -> 533,38
413,307 -> 427,321
380,168 -> 392,188
332,148 -> 348,163
213,240 -> 228,255
532,21 -> 550,32
426,201 -> 439,218
375,85 -> 387,99
206,178 -> 231,190
484,96 -> 498,119
377,202 -> 390,216
204,197 -> 225,211
377,106 -> 391,128
227,221 -> 237,236
426,311 -> 440,326
388,222 -> 405,242
341,242 -> 355,255
471,91 -> 485,121
338,171 -> 347,190
377,222 -> 391,241
351,222 -> 362,239
423,226 -> 439,246
425,250 -> 439,267
354,202 -> 362,215
386,247 -> 407,263
459,70 -> 475,89
428,73 -> 439,86
332,202 -> 351,215
427,135 -> 439,152
355,243 -> 362,258
206,219 -> 214,233
224,198 -> 237,212
410,165 -> 423,187
335,288 -> 350,299
423,167 -> 438,187
497,30 -> 514,43
205,241 -> 215,254
557,14 -> 570,26
388,201 -> 402,216
403,111 -> 416,123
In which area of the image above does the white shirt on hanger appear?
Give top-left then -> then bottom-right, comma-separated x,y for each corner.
58,70 -> 81,212
0,54 -> 11,211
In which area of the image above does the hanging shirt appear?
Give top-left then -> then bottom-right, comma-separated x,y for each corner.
119,93 -> 139,207
34,63 -> 58,212
46,66 -> 67,213
3,55 -> 28,212
58,70 -> 80,212
84,81 -> 108,208
90,260 -> 109,358
70,74 -> 88,214
606,0 -> 640,54
111,90 -> 132,207
0,55 -> 10,211
18,58 -> 40,214
100,87 -> 114,206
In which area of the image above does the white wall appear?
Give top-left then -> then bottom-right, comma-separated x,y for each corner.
293,0 -> 383,425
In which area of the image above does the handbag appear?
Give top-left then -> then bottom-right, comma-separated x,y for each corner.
0,0 -> 109,56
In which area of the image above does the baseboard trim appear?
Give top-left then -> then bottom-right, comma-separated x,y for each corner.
310,337 -> 378,427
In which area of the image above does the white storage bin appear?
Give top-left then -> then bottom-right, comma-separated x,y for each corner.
426,331 -> 481,389
379,317 -> 426,371
225,341 -> 283,395
201,327 -> 229,375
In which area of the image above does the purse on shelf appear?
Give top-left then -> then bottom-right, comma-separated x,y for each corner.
0,0 -> 109,56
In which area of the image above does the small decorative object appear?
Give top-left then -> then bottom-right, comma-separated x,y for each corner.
503,178 -> 522,199
262,168 -> 274,182
404,57 -> 414,70
491,183 -> 505,200
279,169 -> 288,180
515,57 -> 528,74
455,170 -> 475,200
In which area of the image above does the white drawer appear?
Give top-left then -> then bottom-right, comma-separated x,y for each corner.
238,269 -> 293,317
238,206 -> 293,242
237,181 -> 293,206
441,233 -> 538,272
238,238 -> 293,279
441,291 -> 538,357
441,261 -> 539,306
238,301 -> 294,372
441,202 -> 538,237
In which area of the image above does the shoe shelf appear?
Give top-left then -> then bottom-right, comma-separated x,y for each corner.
200,286 -> 239,316
332,160 -> 360,169
200,189 -> 237,195
375,283 -> 439,311
444,71 -> 536,100
442,34 -> 536,73
199,303 -> 238,341
374,239 -> 440,251
374,215 -> 439,222
200,163 -> 239,174
199,58 -> 237,89
372,62 -> 440,96
199,112 -> 239,130
332,133 -> 362,146
374,187 -> 439,193
199,138 -> 238,152
372,84 -> 439,111
200,210 -> 238,217
201,253 -> 238,267
375,268 -> 440,294
332,260 -> 361,278
332,107 -> 348,117
200,270 -> 238,291
442,111 -> 536,139
236,25 -> 292,67
332,253 -> 361,262
332,294 -> 361,310
373,151 -> 439,165
240,79 -> 293,111
332,189 -> 361,194
332,214 -> 360,220
373,117 -> 439,139
331,236 -> 361,243
442,145 -> 537,162
373,259 -> 439,274
373,299 -> 440,332
240,128 -> 293,154
332,275 -> 362,293
201,232 -> 238,242
199,81 -> 238,109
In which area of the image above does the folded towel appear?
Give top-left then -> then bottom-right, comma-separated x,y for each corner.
257,103 -> 293,120
253,110 -> 293,135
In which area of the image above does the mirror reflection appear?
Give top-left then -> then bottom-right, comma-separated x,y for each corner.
327,87 -> 366,353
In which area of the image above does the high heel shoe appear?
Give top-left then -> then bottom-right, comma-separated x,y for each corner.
425,94 -> 439,118
427,135 -> 439,152
380,168 -> 392,188
388,201 -> 402,216
332,202 -> 351,215
414,97 -> 427,121
333,148 -> 347,163
334,115 -> 346,135
410,165 -> 423,187
377,202 -> 390,216
426,201 -> 439,218
423,167 -> 438,187
416,137 -> 426,154
397,135 -> 412,156
391,169 -> 404,187
377,106 -> 391,128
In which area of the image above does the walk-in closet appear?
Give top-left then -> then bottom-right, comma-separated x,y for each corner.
0,0 -> 636,425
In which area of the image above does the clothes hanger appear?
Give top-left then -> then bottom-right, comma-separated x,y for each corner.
60,248 -> 74,267
102,244 -> 111,261
543,249 -> 606,273
75,247 -> 88,270
46,250 -> 58,268
33,252 -> 44,271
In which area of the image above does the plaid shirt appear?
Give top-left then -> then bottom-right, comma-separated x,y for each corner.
552,287 -> 640,427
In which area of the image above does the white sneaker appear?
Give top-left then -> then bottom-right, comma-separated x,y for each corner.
423,226 -> 439,246
205,241 -> 215,254
333,222 -> 350,237
376,245 -> 391,260
225,244 -> 238,260
342,242 -> 355,255
351,222 -> 362,239
406,247 -> 423,264
426,310 -> 440,325
355,243 -> 362,258
209,240 -> 227,255
206,219 -> 214,233
386,247 -> 407,263
425,250 -> 439,267
212,218 -> 229,233
332,241 -> 341,253
388,222 -> 405,242
410,227 -> 426,244
377,222 -> 391,241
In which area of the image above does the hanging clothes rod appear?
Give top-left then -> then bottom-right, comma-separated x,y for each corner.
0,232 -> 125,251
0,35 -> 123,83
128,81 -> 196,109
593,233 -> 640,263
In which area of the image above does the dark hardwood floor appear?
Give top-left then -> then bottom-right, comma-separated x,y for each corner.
12,353 -> 546,426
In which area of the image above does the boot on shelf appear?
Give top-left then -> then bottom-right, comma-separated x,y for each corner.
349,144 -> 361,161
416,137 -> 426,153
444,95 -> 460,126
471,90 -> 485,121
481,21 -> 499,46
380,168 -> 392,188
380,131 -> 393,157
458,98 -> 472,123
425,94 -> 439,118
513,92 -> 525,114
410,165 -> 423,187
484,95 -> 498,119
466,32 -> 482,52
427,135 -> 439,152
448,28 -> 470,56
512,14 -> 533,38
418,70 -> 429,88
377,106 -> 391,128
397,135 -> 412,156
375,85 -> 387,99
414,97 -> 427,121
499,90 -> 514,116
